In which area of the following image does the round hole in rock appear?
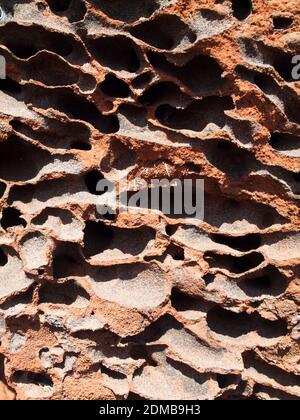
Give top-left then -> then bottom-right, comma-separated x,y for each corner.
1,207 -> 27,230
100,74 -> 130,98
52,243 -> 86,279
39,280 -> 89,305
83,221 -> 113,258
232,0 -> 252,21
273,16 -> 293,30
216,374 -> 240,389
272,51 -> 294,82
204,251 -> 265,274
203,273 -> 215,286
155,104 -> 175,123
95,206 -> 117,221
173,249 -> 184,261
132,72 -> 153,89
166,244 -> 185,261
9,120 -> 23,130
129,14 -> 197,50
87,36 -> 141,73
37,2 -> 46,11
211,233 -> 261,252
92,0 -> 159,23
165,224 -> 178,236
238,266 -> 287,298
207,306 -> 287,339
188,32 -> 197,43
84,170 -> 115,196
171,288 -> 202,312
12,370 -> 53,389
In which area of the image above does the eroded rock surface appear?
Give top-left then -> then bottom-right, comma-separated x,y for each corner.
0,0 -> 299,400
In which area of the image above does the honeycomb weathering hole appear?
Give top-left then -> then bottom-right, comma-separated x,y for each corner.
100,74 -> 130,98
273,16 -> 293,30
205,251 -> 265,274
129,14 -> 196,50
91,0 -> 159,23
0,0 -> 298,401
39,280 -> 90,305
87,36 -> 141,73
0,248 -> 8,266
47,0 -> 71,12
211,233 -> 262,252
1,207 -> 27,230
232,0 -> 252,21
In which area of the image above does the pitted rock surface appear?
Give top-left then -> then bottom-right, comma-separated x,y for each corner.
0,0 -> 299,400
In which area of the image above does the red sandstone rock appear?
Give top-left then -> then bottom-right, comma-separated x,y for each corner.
0,0 -> 299,400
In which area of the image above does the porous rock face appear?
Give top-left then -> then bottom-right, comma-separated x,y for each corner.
0,0 -> 300,400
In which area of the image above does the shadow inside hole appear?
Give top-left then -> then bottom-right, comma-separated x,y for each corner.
166,244 -> 185,261
207,306 -> 287,339
84,170 -> 113,195
83,221 -> 113,258
90,0 -> 158,23
129,14 -> 196,50
12,370 -> 53,388
0,78 -> 22,95
100,74 -> 130,98
203,140 -> 259,180
216,373 -> 240,389
165,224 -> 178,237
39,280 -> 89,305
203,193 -> 286,230
273,16 -> 293,30
211,233 -> 261,252
83,221 -> 155,259
47,0 -> 87,22
52,243 -> 86,279
53,91 -> 119,133
0,247 -> 8,266
47,0 -> 71,11
272,50 -> 295,82
10,118 -> 92,151
171,288 -> 205,313
70,141 -> 91,151
238,266 -> 287,297
231,0 -> 252,21
0,136 -> 51,182
270,132 -> 300,153
132,72 -> 153,89
87,36 -> 141,73
203,273 -> 215,286
205,251 -> 264,274
1,207 -> 27,230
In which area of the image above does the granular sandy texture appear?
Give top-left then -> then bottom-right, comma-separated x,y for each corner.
0,0 -> 299,400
